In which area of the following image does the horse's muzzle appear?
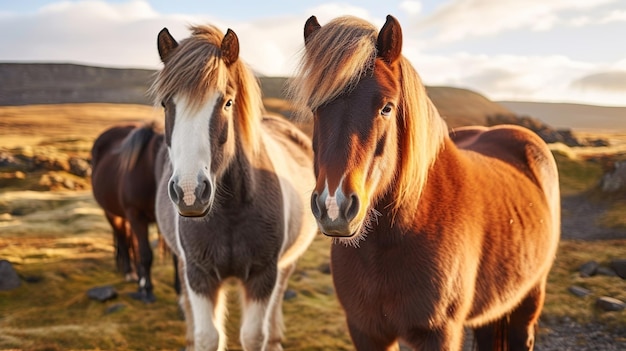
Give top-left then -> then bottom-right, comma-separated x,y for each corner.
168,176 -> 212,217
311,191 -> 360,237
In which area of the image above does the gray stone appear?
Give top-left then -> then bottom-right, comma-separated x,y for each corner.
568,285 -> 592,297
283,289 -> 297,301
69,157 -> 91,177
87,285 -> 118,302
318,262 -> 331,275
610,259 -> 626,279
601,161 -> 626,192
0,260 -> 21,291
105,303 -> 126,314
595,296 -> 626,312
579,260 -> 599,277
596,266 -> 617,277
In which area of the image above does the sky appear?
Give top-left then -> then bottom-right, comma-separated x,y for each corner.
1,0 -> 625,107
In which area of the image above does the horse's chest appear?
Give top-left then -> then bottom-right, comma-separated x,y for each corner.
179,207 -> 284,283
331,242 -> 451,329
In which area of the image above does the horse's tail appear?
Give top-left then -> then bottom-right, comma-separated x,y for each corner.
116,123 -> 158,173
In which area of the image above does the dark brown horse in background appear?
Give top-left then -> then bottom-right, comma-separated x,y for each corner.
289,15 -> 561,350
91,123 -> 176,303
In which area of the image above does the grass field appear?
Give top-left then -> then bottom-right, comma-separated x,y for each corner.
0,104 -> 625,350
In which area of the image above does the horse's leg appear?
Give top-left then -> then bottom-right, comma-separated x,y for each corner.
126,210 -> 155,303
403,323 -> 464,351
346,320 -> 399,351
176,262 -> 196,350
187,283 -> 227,351
472,318 -> 507,351
507,280 -> 546,351
104,212 -> 134,280
240,264 -> 285,351
472,280 -> 545,351
173,253 -> 182,295
264,263 -> 296,351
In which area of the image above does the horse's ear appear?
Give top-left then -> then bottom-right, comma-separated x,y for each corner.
377,15 -> 403,64
157,28 -> 179,63
221,29 -> 239,66
304,16 -> 321,45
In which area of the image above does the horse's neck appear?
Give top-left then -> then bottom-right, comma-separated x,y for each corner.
389,137 -> 465,228
220,139 -> 266,204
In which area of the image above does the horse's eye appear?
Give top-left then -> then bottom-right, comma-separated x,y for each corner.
224,99 -> 233,110
161,100 -> 166,108
381,103 -> 393,117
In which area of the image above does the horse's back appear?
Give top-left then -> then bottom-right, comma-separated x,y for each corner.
260,115 -> 317,266
91,124 -> 161,219
91,125 -> 135,215
452,125 -> 558,198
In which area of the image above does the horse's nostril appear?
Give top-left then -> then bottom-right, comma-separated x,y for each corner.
168,179 -> 181,203
311,192 -> 321,218
345,194 -> 359,221
198,179 -> 211,202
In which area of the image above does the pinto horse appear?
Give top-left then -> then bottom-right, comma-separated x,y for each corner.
91,123 -> 168,303
152,25 -> 317,350
289,15 -> 561,351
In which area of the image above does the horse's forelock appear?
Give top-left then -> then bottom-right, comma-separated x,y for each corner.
151,25 -> 227,112
288,16 -> 378,121
150,24 -> 262,156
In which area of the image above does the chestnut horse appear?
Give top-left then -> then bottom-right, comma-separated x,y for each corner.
289,15 -> 560,351
152,25 -> 317,350
91,123 -> 169,303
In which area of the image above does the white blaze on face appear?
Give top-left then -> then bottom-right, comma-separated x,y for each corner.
321,177 -> 345,221
325,194 -> 340,221
169,94 -> 218,206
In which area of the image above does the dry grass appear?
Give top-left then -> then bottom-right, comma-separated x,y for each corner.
0,104 -> 625,350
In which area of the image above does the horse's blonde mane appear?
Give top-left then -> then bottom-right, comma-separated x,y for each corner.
288,16 -> 377,120
289,16 -> 448,216
150,24 -> 263,156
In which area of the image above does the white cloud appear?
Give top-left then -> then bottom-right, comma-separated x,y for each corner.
405,51 -> 624,105
39,0 -> 158,21
419,0 -> 616,42
399,1 -> 422,17
600,9 -> 626,23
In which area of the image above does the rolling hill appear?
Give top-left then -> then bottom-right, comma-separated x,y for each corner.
499,101 -> 626,131
0,63 -> 515,129
2,62 -> 624,131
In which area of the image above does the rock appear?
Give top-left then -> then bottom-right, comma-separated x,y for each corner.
0,260 -> 21,291
69,157 -> 91,177
318,262 -> 331,275
600,161 -> 626,193
610,259 -> 626,279
579,260 -> 599,277
595,296 -> 626,312
283,289 -> 297,301
105,303 -> 126,314
568,285 -> 592,297
596,266 -> 617,277
87,285 -> 118,302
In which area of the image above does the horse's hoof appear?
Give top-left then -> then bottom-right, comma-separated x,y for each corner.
128,289 -> 156,303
